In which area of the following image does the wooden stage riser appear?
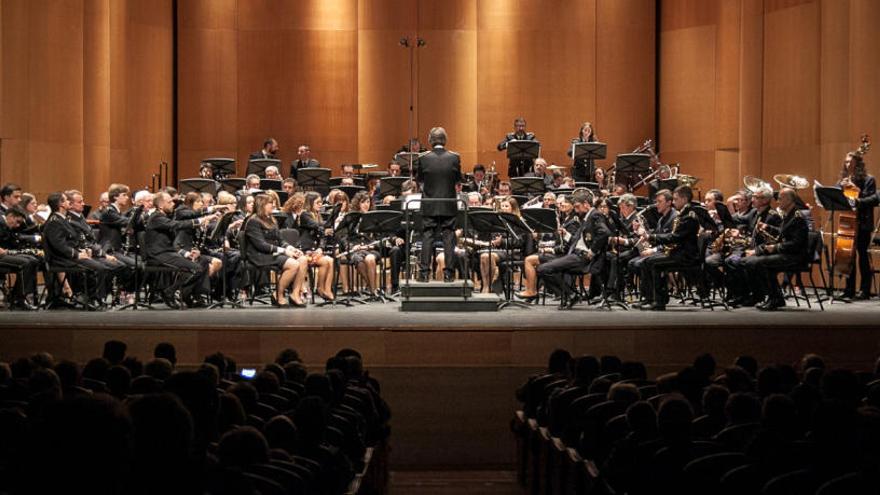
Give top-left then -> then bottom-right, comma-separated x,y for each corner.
2,325 -> 879,467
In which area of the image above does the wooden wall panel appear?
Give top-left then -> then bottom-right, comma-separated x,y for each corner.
177,0 -> 239,177
596,0 -> 656,170
83,0 -> 111,202
357,0 -> 415,167
476,0 -> 609,176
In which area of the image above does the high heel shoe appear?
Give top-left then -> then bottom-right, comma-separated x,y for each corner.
317,290 -> 335,301
271,295 -> 289,308
515,292 -> 538,302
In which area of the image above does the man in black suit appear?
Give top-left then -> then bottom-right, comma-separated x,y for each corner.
289,144 -> 320,180
537,189 -> 610,309
637,185 -> 701,311
43,192 -> 111,308
0,208 -> 40,309
145,192 -> 218,308
66,189 -> 131,293
416,127 -> 461,282
741,187 -> 809,311
497,116 -> 538,178
250,138 -> 279,161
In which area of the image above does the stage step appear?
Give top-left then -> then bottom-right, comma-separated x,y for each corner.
400,293 -> 501,312
400,281 -> 475,298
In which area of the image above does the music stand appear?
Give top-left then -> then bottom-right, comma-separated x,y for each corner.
260,179 -> 283,191
510,195 -> 530,208
247,158 -> 281,178
339,185 -> 365,200
506,140 -> 541,178
521,208 -> 557,238
206,211 -> 243,309
510,177 -> 546,197
179,178 -> 219,196
572,141 -> 607,161
202,158 -> 236,180
358,210 -> 404,303
220,178 -> 246,195
380,177 -> 409,198
615,153 -> 651,191
394,152 -> 422,175
298,168 -> 332,196
814,183 -> 853,301
330,177 -> 366,188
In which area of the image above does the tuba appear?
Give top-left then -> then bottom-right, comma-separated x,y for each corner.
773,174 -> 810,190
743,175 -> 773,195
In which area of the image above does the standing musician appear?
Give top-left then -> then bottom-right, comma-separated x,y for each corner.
567,122 -> 598,182
250,138 -> 279,161
289,144 -> 320,180
516,195 -> 578,301
0,207 -> 40,309
416,127 -> 461,283
838,150 -> 875,299
244,194 -> 308,308
497,117 -> 537,178
43,192 -> 112,309
145,192 -> 219,309
741,188 -> 809,310
296,191 -> 336,301
637,185 -> 700,311
537,189 -> 610,309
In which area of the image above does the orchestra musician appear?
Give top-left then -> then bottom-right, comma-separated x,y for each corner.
626,190 -> 677,288
741,188 -> 809,310
416,127 -> 461,283
479,196 -> 526,294
244,194 -> 308,308
606,193 -> 640,301
526,158 -> 555,189
536,189 -> 609,309
174,192 -> 224,288
497,117 -> 537,178
289,144 -> 320,180
250,138 -> 279,161
516,194 -> 578,301
636,185 -> 700,311
838,150 -> 875,300
296,191 -> 336,301
568,122 -> 598,182
719,185 -> 781,306
145,192 -> 219,309
0,207 -> 40,309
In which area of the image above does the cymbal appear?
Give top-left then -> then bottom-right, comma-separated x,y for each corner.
546,164 -> 568,170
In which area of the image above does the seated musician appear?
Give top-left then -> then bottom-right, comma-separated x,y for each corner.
0,207 -> 40,309
627,190 -> 677,288
98,184 -> 137,263
723,185 -> 781,306
526,158 -> 555,189
282,178 -> 297,196
436,192 -> 484,280
637,185 -> 700,311
281,192 -> 304,228
479,196 -> 526,294
741,188 -> 809,311
296,191 -> 335,301
516,194 -> 579,301
66,189 -> 130,303
43,192 -> 113,309
174,192 -> 224,288
536,189 -> 610,308
340,191 -> 382,298
145,192 -> 219,309
244,194 -> 308,308
605,193 -> 640,301
542,192 -> 557,209
593,167 -> 609,191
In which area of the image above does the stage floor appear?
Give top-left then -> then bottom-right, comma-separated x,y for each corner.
1,299 -> 879,468
1,297 -> 878,332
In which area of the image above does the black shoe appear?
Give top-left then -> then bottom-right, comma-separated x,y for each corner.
416,273 -> 429,283
515,292 -> 538,303
758,298 -> 785,311
647,302 -> 666,311
443,273 -> 455,283
186,296 -> 207,309
11,299 -> 39,311
855,291 -> 871,300
161,289 -> 180,310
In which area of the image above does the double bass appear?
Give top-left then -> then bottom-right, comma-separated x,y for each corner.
833,134 -> 871,276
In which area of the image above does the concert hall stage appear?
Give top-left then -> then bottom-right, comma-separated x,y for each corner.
1,302 -> 878,468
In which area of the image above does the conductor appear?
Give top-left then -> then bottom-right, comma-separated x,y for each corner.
416,127 -> 461,282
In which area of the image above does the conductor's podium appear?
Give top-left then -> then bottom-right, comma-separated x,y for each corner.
400,280 -> 500,312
